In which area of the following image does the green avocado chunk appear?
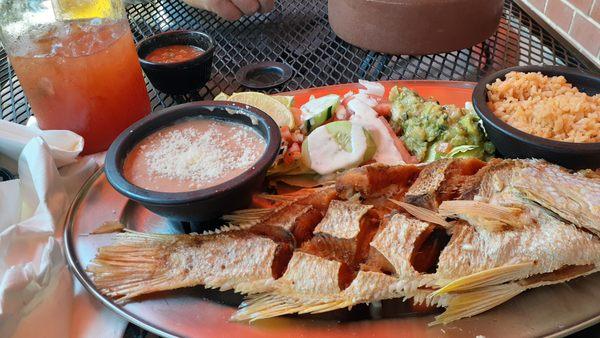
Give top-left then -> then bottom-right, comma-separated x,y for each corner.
389,86 -> 495,162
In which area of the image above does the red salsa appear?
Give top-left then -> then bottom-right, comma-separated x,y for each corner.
145,45 -> 204,63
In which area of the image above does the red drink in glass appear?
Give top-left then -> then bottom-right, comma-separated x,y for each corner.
8,19 -> 151,154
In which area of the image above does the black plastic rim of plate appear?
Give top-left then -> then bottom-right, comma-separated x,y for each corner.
235,61 -> 294,90
0,167 -> 15,182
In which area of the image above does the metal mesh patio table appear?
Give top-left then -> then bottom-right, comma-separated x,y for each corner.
1,0 -> 598,125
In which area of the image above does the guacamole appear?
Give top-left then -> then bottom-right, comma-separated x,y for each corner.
389,86 -> 494,162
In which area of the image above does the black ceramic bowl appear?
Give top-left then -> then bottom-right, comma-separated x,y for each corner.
137,30 -> 215,95
105,101 -> 281,222
472,65 -> 600,170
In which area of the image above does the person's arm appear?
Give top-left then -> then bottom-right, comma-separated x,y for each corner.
183,0 -> 275,21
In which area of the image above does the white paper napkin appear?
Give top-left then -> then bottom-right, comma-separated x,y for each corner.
0,118 -> 83,171
0,121 -> 128,338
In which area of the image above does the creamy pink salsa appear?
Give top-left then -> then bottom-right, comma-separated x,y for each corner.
123,117 -> 265,193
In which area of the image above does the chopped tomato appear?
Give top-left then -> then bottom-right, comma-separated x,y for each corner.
373,102 -> 392,117
289,142 -> 300,153
291,107 -> 303,128
378,116 -> 419,164
283,142 -> 302,165
280,126 -> 293,143
291,130 -> 304,143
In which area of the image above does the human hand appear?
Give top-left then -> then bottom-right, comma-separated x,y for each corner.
183,0 -> 275,21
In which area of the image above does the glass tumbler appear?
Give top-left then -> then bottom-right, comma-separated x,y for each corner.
0,0 -> 151,154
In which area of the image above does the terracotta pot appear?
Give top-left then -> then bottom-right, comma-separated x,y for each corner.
328,0 -> 504,55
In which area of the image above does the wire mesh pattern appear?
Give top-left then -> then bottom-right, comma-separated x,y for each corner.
0,0 -> 594,125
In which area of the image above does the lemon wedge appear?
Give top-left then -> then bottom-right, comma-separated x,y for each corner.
213,92 -> 230,101
228,92 -> 294,129
272,95 -> 295,108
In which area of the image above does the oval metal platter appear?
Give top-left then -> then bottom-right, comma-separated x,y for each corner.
64,81 -> 600,338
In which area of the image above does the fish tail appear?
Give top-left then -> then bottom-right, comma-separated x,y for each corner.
429,283 -> 525,325
87,231 -> 192,303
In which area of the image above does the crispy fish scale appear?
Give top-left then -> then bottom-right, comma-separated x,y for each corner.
404,158 -> 485,210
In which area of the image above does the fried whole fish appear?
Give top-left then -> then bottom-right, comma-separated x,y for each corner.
87,158 -> 600,325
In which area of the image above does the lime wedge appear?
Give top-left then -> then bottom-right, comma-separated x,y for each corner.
273,95 -> 295,108
214,92 -> 230,101
228,92 -> 295,129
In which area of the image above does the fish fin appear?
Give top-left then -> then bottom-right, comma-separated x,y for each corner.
90,221 -> 126,234
430,283 -> 525,325
221,208 -> 272,227
431,262 -> 535,296
438,200 -> 524,231
389,199 -> 453,229
257,188 -> 319,202
230,294 -> 353,322
202,223 -> 249,235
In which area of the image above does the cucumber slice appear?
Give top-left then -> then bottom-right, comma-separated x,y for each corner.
301,121 -> 376,175
300,94 -> 340,133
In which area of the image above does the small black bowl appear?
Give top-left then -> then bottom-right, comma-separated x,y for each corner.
104,101 -> 281,222
137,30 -> 215,95
472,65 -> 600,170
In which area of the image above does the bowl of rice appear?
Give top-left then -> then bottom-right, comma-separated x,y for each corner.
472,66 -> 600,169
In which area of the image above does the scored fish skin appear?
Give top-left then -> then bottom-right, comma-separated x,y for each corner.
87,158 -> 600,326
457,158 -> 514,200
335,163 -> 424,219
371,213 -> 434,282
404,159 -> 455,210
404,158 -> 486,210
335,163 -> 421,200
231,205 -> 436,321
